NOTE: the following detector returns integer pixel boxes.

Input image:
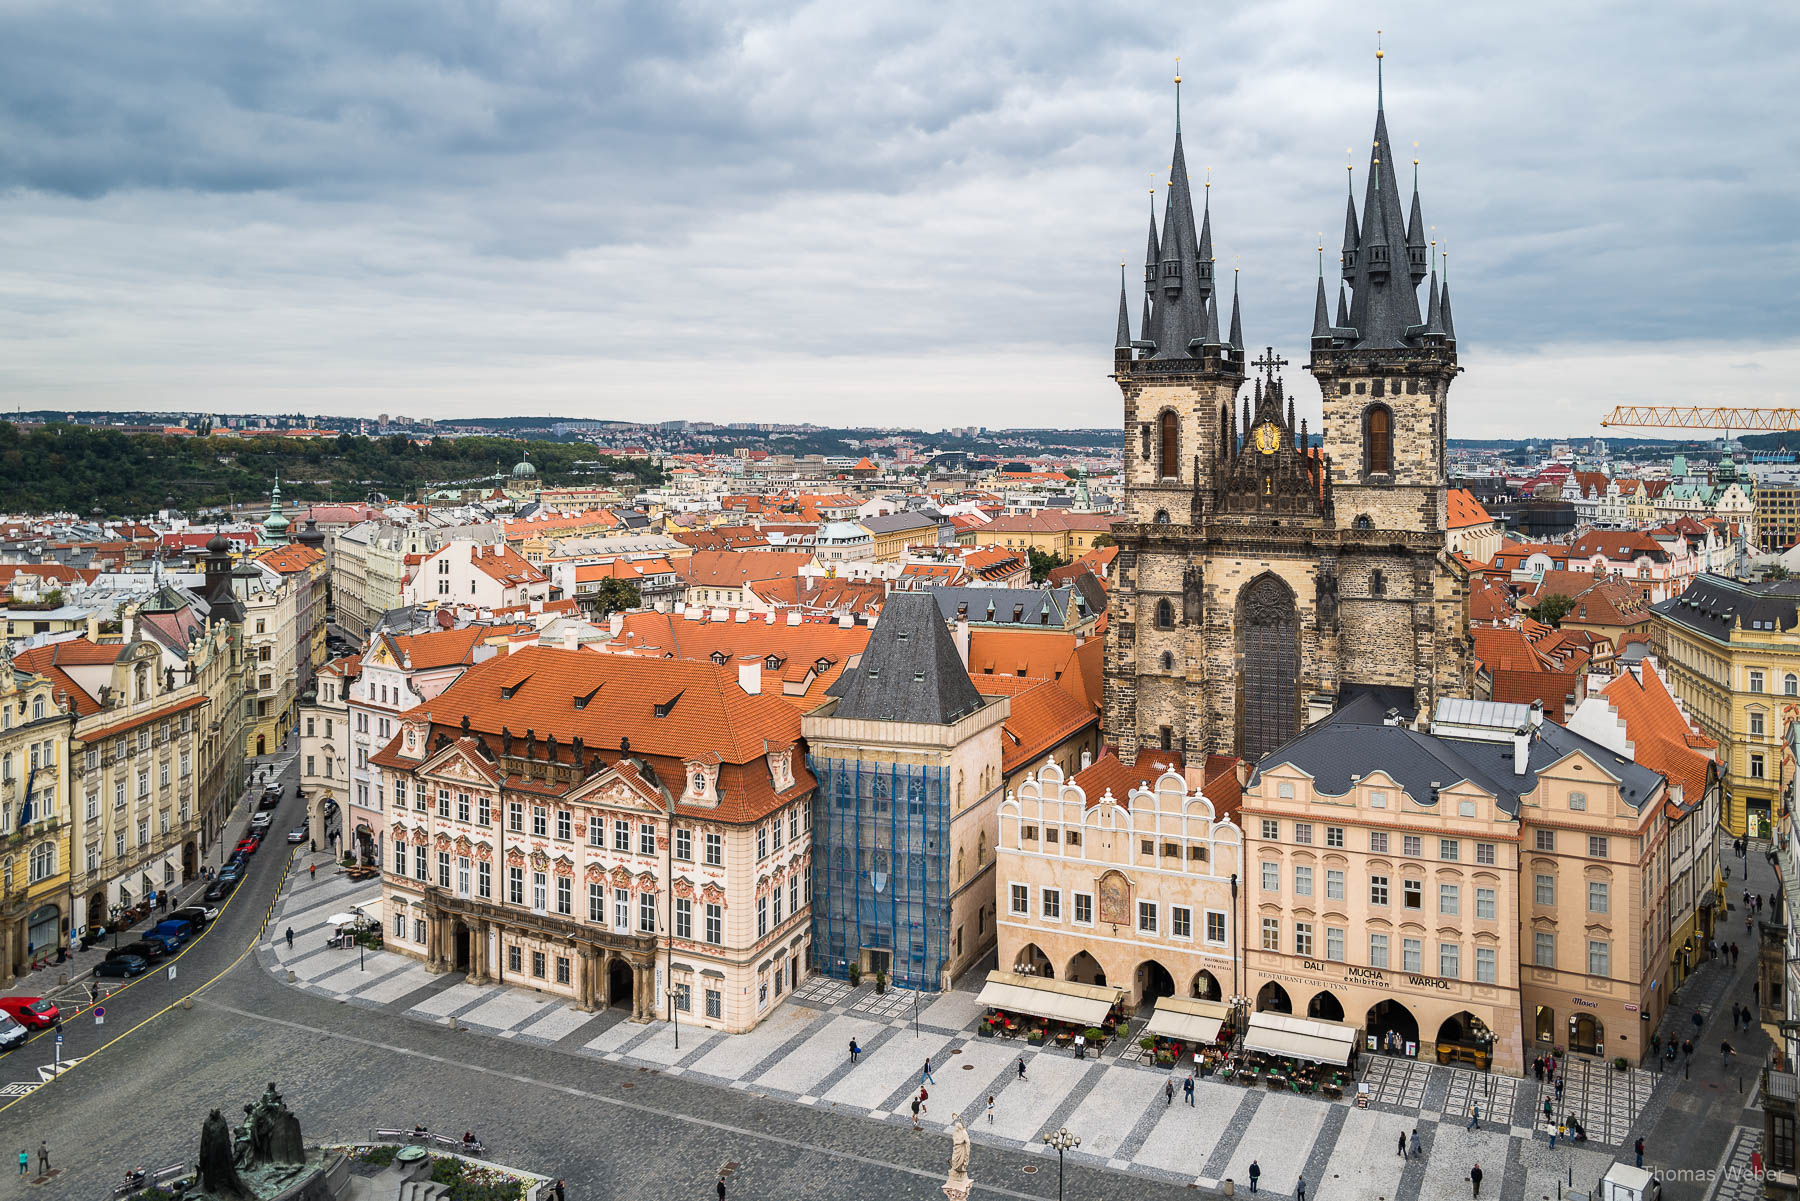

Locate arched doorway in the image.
[1191,969,1222,1000]
[1436,1011,1495,1070]
[1307,990,1345,1022]
[1569,1012,1605,1056]
[608,958,635,1008]
[87,891,106,932]
[1256,980,1292,1013]
[1367,1000,1419,1055]
[1013,943,1053,977]
[1136,960,1175,1007]
[452,921,471,973]
[182,840,198,882]
[256,734,266,757]
[1065,950,1106,987]
[1237,575,1299,760]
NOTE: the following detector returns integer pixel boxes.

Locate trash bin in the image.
[1221,1181,1235,1197]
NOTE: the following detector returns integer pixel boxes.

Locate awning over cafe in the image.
[975,970,1121,1028]
[1145,996,1232,1044]
[1243,1011,1359,1065]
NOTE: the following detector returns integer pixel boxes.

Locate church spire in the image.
[1335,281,1351,328]
[1115,263,1132,350]
[1405,156,1428,283]
[1339,160,1360,282]
[1340,38,1425,348]
[1440,249,1457,343]
[1227,268,1243,351]
[1423,246,1444,338]
[1150,61,1211,358]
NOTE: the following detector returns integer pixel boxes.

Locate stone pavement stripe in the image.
[1294,1102,1348,1197]
[1132,1080,1244,1181]
[515,1004,599,1045]
[1201,1087,1262,1180]
[1062,1064,1165,1161]
[982,1050,1087,1143]
[690,1002,829,1084]
[754,1012,887,1096]
[1311,1107,1414,1201]
[194,997,1057,1201]
[917,1039,1011,1129]
[1216,1092,1329,1197]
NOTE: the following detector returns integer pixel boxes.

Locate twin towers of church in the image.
[1103,57,1471,764]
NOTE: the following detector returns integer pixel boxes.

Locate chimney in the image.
[608,612,624,638]
[738,660,762,696]
[1513,725,1531,775]
[563,627,579,651]
[954,618,970,668]
[1529,698,1545,729]
[1383,707,1400,727]
[1080,748,1092,771]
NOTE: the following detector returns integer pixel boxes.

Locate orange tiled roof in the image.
[253,543,325,573]
[602,611,870,711]
[1073,748,1185,806]
[374,647,810,824]
[975,675,1098,774]
[14,639,125,716]
[1446,488,1493,529]
[463,545,547,586]
[1600,663,1718,808]
[680,549,812,589]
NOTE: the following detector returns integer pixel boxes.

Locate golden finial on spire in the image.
[1205,166,1212,190]
[1376,28,1384,59]
[1174,56,1181,85]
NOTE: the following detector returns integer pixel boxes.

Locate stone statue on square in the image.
[942,1115,973,1200]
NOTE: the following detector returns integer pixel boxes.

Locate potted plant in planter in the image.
[875,969,887,995]
[847,963,863,988]
[1155,1049,1174,1067]
[978,1016,997,1038]
[1140,1036,1156,1053]
[1028,1028,1046,1046]
[1084,1026,1105,1049]
[1612,1056,1629,1071]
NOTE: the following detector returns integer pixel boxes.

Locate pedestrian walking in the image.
[1554,1076,1564,1100]
[1549,1123,1557,1149]
[987,1095,995,1125]
[1732,1003,1743,1030]
[309,863,317,880]
[910,1096,921,1130]
[716,1178,725,1201]
[1164,1078,1174,1106]
[918,1086,928,1115]
[37,1143,48,1174]
[1683,1038,1693,1060]
[1723,1039,1737,1069]
[1397,1131,1408,1158]
[1411,1129,1421,1159]
[1692,1010,1704,1033]
[1467,1102,1480,1131]
[1542,1098,1553,1123]
[1184,1074,1195,1106]
[922,1056,936,1085]
[1017,1055,1027,1080]
[553,1181,564,1201]
[1248,1160,1261,1193]
[1635,1137,1644,1169]
[1470,1162,1483,1198]
[285,927,294,950]
[1295,1173,1306,1201]
[1734,941,1743,964]
[17,1150,26,1177]
[849,1038,860,1064]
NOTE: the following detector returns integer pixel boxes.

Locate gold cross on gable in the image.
[1251,347,1288,374]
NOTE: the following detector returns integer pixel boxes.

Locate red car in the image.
[0,997,58,1029]
[235,835,261,856]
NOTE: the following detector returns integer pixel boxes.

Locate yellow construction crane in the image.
[1600,406,1800,431]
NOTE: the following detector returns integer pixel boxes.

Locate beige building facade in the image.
[996,762,1242,1008]
[0,651,75,982]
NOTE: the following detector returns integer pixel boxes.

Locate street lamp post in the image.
[667,987,680,1051]
[1043,1127,1080,1201]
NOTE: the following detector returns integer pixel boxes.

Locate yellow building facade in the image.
[0,652,75,984]
[1651,575,1800,836]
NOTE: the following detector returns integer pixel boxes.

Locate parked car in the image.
[114,939,168,963]
[173,904,218,929]
[0,1011,27,1050]
[94,954,149,979]
[204,878,236,902]
[218,865,243,886]
[236,835,262,857]
[0,997,59,1029]
[249,813,274,833]
[287,825,308,844]
[152,919,194,945]
[258,786,283,810]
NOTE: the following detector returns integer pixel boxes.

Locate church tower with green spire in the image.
[261,476,291,546]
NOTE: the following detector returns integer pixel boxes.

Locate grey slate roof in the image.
[931,586,1080,627]
[1652,573,1800,641]
[830,590,984,726]
[1251,695,1665,816]
[861,511,939,535]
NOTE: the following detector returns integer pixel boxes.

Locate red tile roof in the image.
[972,675,1098,775]
[602,611,871,711]
[1446,489,1493,529]
[1074,748,1185,805]
[14,640,124,715]
[253,543,325,574]
[679,550,812,589]
[1599,663,1718,810]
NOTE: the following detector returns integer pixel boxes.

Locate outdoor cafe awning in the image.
[976,970,1121,1028]
[1145,996,1232,1045]
[1243,1011,1359,1065]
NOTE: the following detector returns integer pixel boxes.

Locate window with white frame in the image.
[1206,911,1227,944]
[1294,865,1313,897]
[1587,939,1610,976]
[1475,946,1498,983]
[1326,926,1345,962]
[1476,887,1496,920]
[1042,888,1061,920]
[1260,917,1279,951]
[1010,884,1028,914]
[1534,932,1555,968]
[1294,921,1313,957]
[1261,861,1279,891]
[1588,880,1609,913]
[1439,884,1459,915]
[1369,932,1389,968]
[1439,942,1460,979]
[1171,907,1191,938]
[1073,893,1093,924]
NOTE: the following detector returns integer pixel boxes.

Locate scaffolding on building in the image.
[809,757,949,992]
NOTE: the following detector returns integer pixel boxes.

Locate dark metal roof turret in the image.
[1115,264,1132,350]
[1340,48,1426,349]
[1227,270,1243,351]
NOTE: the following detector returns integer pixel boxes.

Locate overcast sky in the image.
[0,1,1794,437]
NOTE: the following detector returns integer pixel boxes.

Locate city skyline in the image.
[0,3,1792,435]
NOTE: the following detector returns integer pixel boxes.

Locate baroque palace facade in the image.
[1103,67,1470,764]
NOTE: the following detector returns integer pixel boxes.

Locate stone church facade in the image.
[1104,69,1471,765]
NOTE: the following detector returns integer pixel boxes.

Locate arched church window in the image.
[1365,406,1393,475]
[1353,514,1373,531]
[1155,599,1175,629]
[1371,569,1385,596]
[1160,651,1174,672]
[1154,510,1171,525]
[1159,410,1179,479]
